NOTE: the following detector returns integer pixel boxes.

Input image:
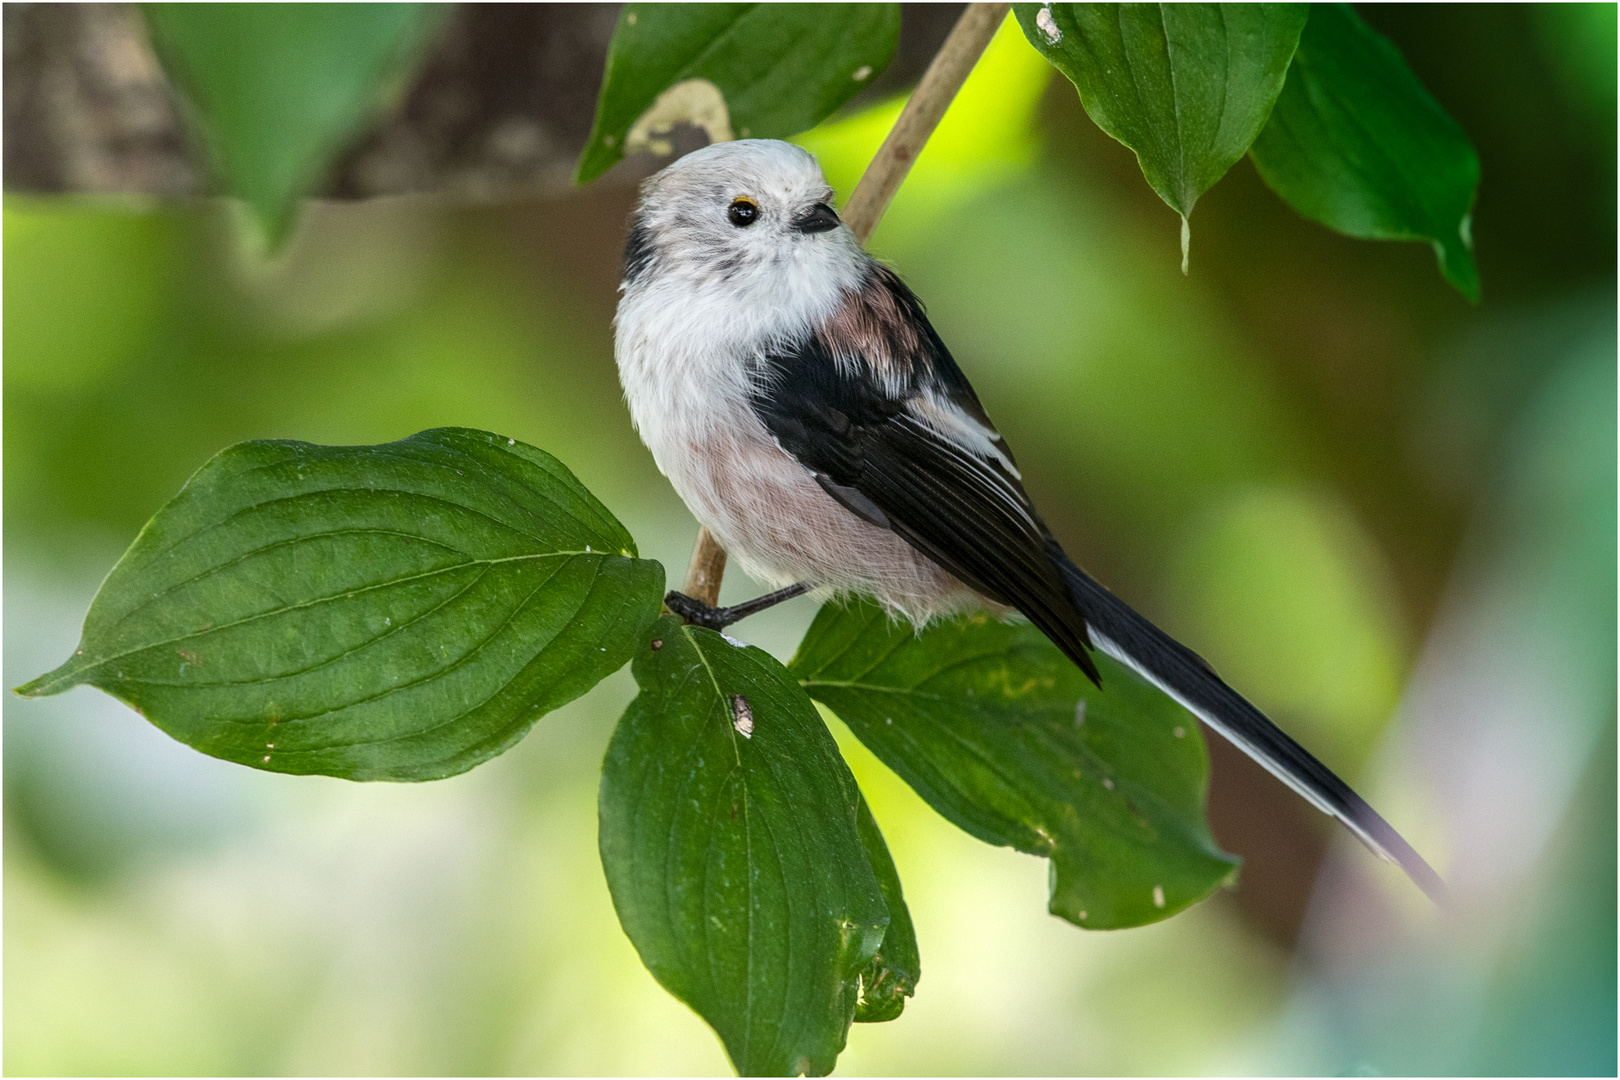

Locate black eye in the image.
[728,197,759,227]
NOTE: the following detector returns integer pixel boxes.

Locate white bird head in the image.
[623,139,866,304]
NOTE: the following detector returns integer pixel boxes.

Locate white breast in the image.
[614,259,976,623]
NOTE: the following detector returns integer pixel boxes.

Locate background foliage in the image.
[5,3,1614,1075]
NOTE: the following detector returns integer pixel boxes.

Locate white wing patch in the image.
[905,392,1039,532]
[908,392,1022,479]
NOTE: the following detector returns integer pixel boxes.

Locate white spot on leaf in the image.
[1153,884,1166,908]
[1036,5,1061,44]
[1173,725,1185,738]
[730,693,754,738]
[852,64,872,81]
[625,78,733,156]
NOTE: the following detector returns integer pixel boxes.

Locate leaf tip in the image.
[13,665,74,699]
[572,150,606,187]
[257,204,303,257]
[226,197,304,263]
[1433,234,1482,304]
[1179,215,1191,276]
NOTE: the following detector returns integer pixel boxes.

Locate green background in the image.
[6,6,1613,1074]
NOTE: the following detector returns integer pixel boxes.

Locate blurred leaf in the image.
[576,3,900,184]
[18,429,663,781]
[852,794,919,1023]
[1015,3,1307,241]
[1248,4,1481,301]
[791,600,1238,929]
[143,3,443,247]
[1533,4,1618,124]
[599,614,889,1076]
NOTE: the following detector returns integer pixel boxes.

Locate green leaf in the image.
[852,795,919,1024]
[576,3,900,184]
[600,615,890,1076]
[143,3,443,247]
[790,600,1239,930]
[1248,4,1481,301]
[1015,2,1308,234]
[18,429,664,782]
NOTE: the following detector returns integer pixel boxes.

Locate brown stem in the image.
[679,2,1010,603]
[682,526,728,607]
[841,2,1012,243]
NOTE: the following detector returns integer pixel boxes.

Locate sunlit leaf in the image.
[1248,4,1481,301]
[576,3,900,184]
[143,3,443,247]
[599,615,890,1075]
[18,429,664,782]
[1015,2,1307,235]
[791,600,1239,929]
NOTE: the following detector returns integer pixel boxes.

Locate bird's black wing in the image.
[751,265,1448,906]
[751,267,1100,683]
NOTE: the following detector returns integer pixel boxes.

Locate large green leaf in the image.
[791,601,1239,929]
[1015,3,1307,238]
[599,615,891,1076]
[576,3,900,184]
[18,429,664,782]
[143,3,443,246]
[1248,4,1481,301]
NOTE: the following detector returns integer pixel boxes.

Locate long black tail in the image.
[1052,547,1449,907]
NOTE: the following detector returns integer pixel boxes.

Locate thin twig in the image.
[680,2,1011,604]
[683,527,728,607]
[842,2,1011,243]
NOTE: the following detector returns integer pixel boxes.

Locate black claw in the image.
[664,591,729,630]
[663,584,811,631]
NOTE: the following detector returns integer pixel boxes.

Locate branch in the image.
[681,2,1011,605]
[683,532,729,609]
[842,2,1012,244]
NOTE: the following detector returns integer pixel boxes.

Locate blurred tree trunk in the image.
[3,2,964,200]
[4,3,197,195]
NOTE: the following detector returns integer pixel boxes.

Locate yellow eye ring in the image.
[728,197,759,227]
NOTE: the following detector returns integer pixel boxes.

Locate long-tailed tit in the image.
[614,139,1445,905]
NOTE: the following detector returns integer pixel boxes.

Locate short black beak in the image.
[792,202,842,234]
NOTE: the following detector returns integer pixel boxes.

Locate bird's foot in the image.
[663,592,729,630]
[664,584,809,631]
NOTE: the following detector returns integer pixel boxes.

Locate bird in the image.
[613,138,1447,906]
